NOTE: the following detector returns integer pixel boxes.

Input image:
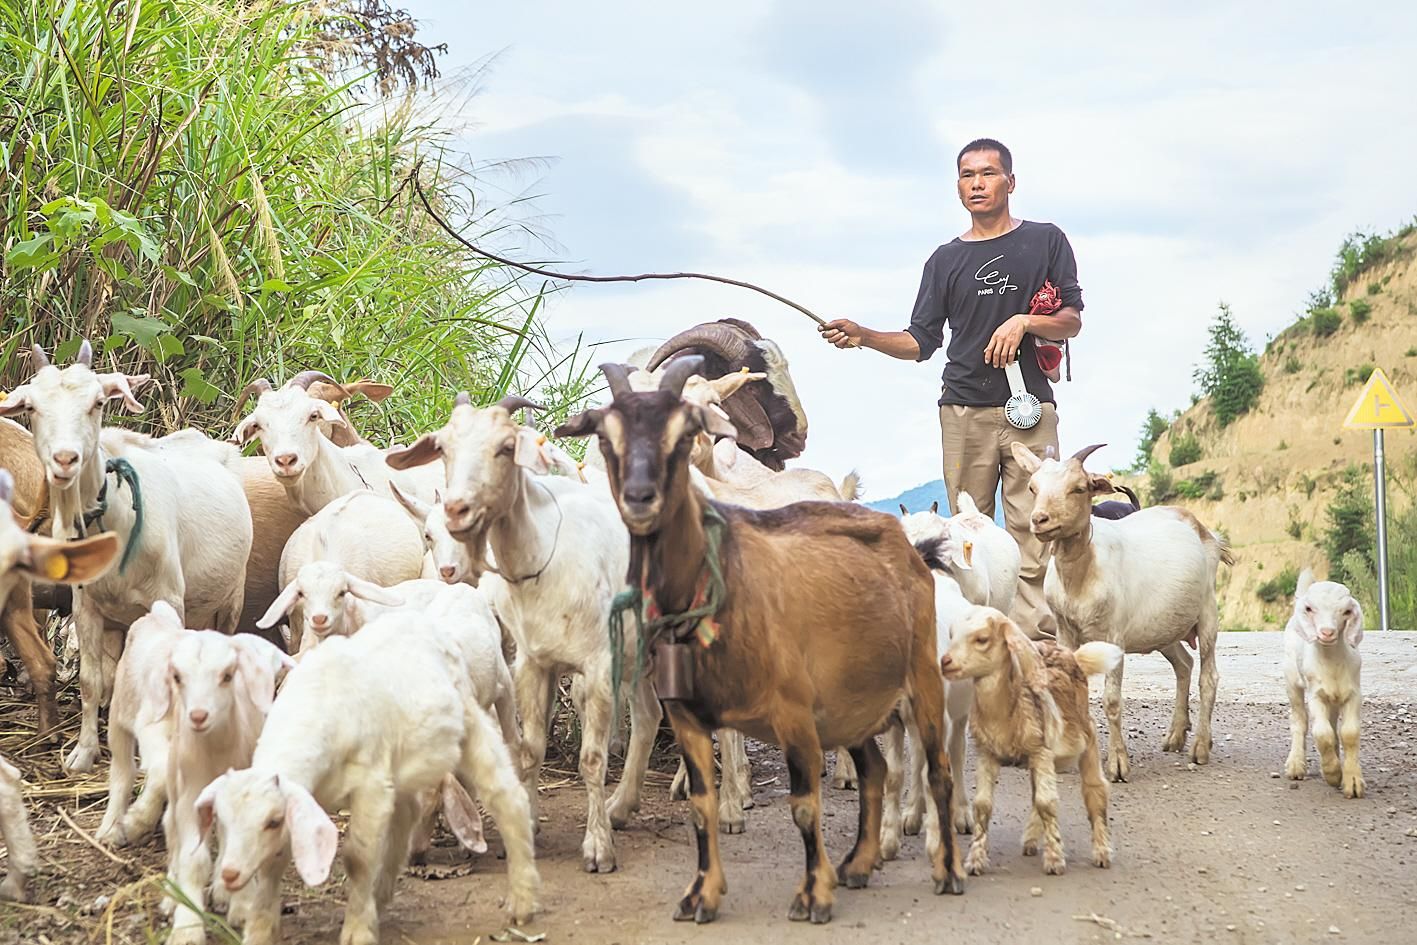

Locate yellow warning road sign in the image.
[1344,367,1415,429]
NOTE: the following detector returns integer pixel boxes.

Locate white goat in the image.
[390,483,480,585]
[230,372,441,516]
[1012,442,1231,782]
[0,469,118,902]
[196,606,539,945]
[1284,570,1365,798]
[259,570,522,855]
[0,342,253,773]
[880,497,1021,856]
[387,394,646,873]
[275,491,424,651]
[98,602,291,943]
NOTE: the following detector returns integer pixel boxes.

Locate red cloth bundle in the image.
[1028,280,1066,382]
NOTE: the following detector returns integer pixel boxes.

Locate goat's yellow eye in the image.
[221,671,234,684]
[264,817,283,830]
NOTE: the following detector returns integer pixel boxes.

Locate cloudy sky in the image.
[412,0,1417,500]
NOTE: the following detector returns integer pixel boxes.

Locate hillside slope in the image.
[1136,233,1417,629]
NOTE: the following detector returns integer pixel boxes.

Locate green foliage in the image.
[1310,307,1343,337]
[1132,407,1170,471]
[1174,469,1217,500]
[1323,466,1373,583]
[1366,281,1382,296]
[1407,347,1417,358]
[1147,461,1176,504]
[1277,439,1288,451]
[1349,299,1372,324]
[1256,566,1300,604]
[1169,432,1202,467]
[1297,472,1318,499]
[0,0,590,438]
[1194,302,1263,426]
[1344,363,1375,387]
[1283,355,1301,374]
[1331,229,1410,298]
[1286,508,1304,539]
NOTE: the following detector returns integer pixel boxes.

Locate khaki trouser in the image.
[938,403,1059,640]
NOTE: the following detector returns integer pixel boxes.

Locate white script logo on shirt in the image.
[975,255,1019,296]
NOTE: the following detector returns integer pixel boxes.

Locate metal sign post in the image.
[1343,367,1414,632]
[1373,429,1390,633]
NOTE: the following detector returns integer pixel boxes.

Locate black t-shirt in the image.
[905,221,1083,407]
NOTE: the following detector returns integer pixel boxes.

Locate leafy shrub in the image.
[1407,347,1417,358]
[1148,461,1176,505]
[1206,476,1225,501]
[1256,566,1300,604]
[1344,363,1375,387]
[1194,303,1263,426]
[1174,470,1218,500]
[1366,281,1382,296]
[1286,510,1304,539]
[1133,408,1170,471]
[1331,230,1408,298]
[1310,308,1343,337]
[1349,299,1372,324]
[1283,355,1302,374]
[1323,466,1373,583]
[1169,433,1202,467]
[1277,439,1289,450]
[1297,473,1318,498]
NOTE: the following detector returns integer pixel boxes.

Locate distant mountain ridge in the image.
[866,478,1005,526]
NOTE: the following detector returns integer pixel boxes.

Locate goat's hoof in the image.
[788,893,832,924]
[582,856,616,874]
[964,848,989,876]
[0,875,31,903]
[934,874,966,896]
[1022,841,1039,857]
[502,890,539,926]
[902,811,922,836]
[1042,853,1067,876]
[1093,848,1112,869]
[741,795,755,811]
[879,836,901,862]
[836,863,871,889]
[953,813,974,835]
[1285,755,1307,780]
[1106,756,1130,783]
[830,774,857,791]
[607,798,638,830]
[64,744,99,774]
[673,893,717,924]
[94,823,124,848]
[1189,741,1211,765]
[720,815,745,835]
[1161,731,1188,752]
[1342,772,1365,798]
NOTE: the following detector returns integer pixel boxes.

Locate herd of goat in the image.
[0,318,1371,944]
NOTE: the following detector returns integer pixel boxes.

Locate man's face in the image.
[956,149,1014,215]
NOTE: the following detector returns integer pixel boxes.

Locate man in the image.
[820,138,1083,639]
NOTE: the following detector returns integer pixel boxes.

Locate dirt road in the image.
[6,633,1416,944]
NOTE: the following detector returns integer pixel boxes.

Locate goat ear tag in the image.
[41,550,69,581]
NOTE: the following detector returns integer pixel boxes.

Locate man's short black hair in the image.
[956,138,1013,175]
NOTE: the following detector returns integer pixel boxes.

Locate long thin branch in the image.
[410,162,827,327]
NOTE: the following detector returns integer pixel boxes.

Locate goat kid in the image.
[197,609,539,945]
[941,606,1120,876]
[1284,570,1365,798]
[555,358,965,924]
[1,342,253,773]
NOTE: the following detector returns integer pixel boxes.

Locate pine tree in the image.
[1194,302,1264,426]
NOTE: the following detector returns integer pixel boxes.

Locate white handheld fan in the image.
[1003,360,1042,429]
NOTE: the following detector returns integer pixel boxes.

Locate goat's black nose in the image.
[623,482,657,505]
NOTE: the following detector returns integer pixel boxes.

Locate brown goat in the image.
[940,606,1120,876]
[556,357,965,924]
[0,419,59,737]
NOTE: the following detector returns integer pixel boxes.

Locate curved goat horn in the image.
[234,378,274,412]
[284,370,339,391]
[599,362,634,400]
[658,355,705,399]
[496,395,543,415]
[75,339,93,368]
[1070,443,1107,466]
[647,323,752,371]
[454,392,472,408]
[30,346,50,371]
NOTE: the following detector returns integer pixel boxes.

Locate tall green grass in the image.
[0,0,589,437]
